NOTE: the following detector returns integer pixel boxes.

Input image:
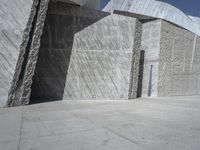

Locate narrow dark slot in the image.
[148,65,153,97]
[137,50,145,98]
[17,0,41,85]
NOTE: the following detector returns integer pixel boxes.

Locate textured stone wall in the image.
[128,20,142,99]
[0,0,33,107]
[64,14,141,100]
[30,3,142,102]
[141,19,161,97]
[158,21,200,96]
[7,0,50,106]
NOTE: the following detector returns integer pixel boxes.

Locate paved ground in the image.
[0,96,200,150]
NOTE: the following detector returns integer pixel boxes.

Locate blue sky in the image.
[100,0,200,17]
[100,0,110,9]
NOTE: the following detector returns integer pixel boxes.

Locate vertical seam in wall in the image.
[190,34,197,72]
[157,19,162,97]
[7,0,50,106]
[7,0,39,106]
[21,0,50,105]
[128,20,142,99]
[171,37,175,74]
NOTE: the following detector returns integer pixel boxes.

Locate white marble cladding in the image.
[0,0,33,107]
[141,19,161,97]
[103,0,200,36]
[64,14,140,100]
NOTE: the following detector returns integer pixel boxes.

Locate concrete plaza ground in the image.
[0,96,200,150]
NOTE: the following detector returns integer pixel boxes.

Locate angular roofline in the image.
[103,0,200,36]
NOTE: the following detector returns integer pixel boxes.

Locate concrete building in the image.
[0,0,200,107]
[104,0,200,97]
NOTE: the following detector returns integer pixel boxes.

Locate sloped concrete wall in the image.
[31,3,142,102]
[158,21,200,96]
[0,0,33,107]
[141,19,161,97]
[64,14,141,100]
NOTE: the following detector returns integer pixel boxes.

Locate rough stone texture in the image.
[7,0,40,106]
[141,19,200,97]
[128,20,142,99]
[30,3,142,102]
[158,21,200,97]
[21,0,50,104]
[7,0,50,106]
[141,19,162,97]
[0,0,33,107]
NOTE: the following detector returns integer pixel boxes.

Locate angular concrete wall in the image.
[64,14,141,100]
[0,0,34,107]
[7,0,50,106]
[30,3,142,102]
[158,21,200,97]
[31,3,109,102]
[141,19,162,97]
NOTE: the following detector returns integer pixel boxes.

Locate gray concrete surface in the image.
[31,3,142,102]
[1,0,200,109]
[158,21,200,97]
[0,0,103,107]
[63,0,100,9]
[141,19,162,97]
[0,0,33,107]
[7,0,50,107]
[140,19,200,98]
[65,14,141,100]
[1,96,200,150]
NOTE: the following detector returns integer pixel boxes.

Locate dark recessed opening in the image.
[148,65,153,97]
[137,50,145,98]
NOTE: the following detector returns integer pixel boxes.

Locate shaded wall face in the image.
[0,0,33,107]
[158,21,200,96]
[30,14,74,102]
[70,0,100,9]
[31,2,141,101]
[31,3,109,103]
[141,20,161,97]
